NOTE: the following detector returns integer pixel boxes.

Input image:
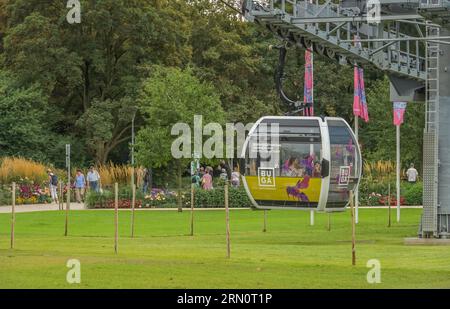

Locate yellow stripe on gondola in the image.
[244,176,322,202]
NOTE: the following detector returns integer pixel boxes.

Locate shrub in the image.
[0,185,12,205]
[85,185,253,209]
[85,189,114,209]
[401,182,422,205]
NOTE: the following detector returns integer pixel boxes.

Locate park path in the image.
[0,203,86,214]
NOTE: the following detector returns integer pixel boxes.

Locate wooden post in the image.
[131,184,136,238]
[350,190,356,266]
[225,183,230,259]
[327,213,331,231]
[177,164,182,213]
[59,181,63,210]
[263,210,267,233]
[114,182,119,254]
[11,182,16,249]
[190,184,194,236]
[388,183,392,228]
[65,182,70,237]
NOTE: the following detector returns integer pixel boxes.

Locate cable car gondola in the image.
[241,116,361,212]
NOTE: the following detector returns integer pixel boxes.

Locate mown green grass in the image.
[0,208,449,288]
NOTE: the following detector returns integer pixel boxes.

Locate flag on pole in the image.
[393,101,407,126]
[358,68,369,122]
[353,66,362,118]
[353,36,369,122]
[304,49,314,116]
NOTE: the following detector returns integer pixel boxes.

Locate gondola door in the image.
[323,117,362,211]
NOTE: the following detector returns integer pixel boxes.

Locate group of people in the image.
[282,156,322,178]
[47,166,101,204]
[191,161,241,190]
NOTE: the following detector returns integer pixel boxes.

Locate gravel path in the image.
[0,203,86,213]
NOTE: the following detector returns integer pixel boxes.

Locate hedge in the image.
[85,186,253,209]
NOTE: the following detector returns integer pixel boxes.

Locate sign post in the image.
[65,144,71,237]
[190,184,195,236]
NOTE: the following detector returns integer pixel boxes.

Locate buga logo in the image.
[258,168,276,187]
[367,0,381,24]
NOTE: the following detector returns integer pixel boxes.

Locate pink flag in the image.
[358,68,369,122]
[393,102,407,126]
[353,35,369,122]
[353,66,361,118]
[304,49,314,116]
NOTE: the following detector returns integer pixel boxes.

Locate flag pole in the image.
[396,124,401,222]
[354,116,359,224]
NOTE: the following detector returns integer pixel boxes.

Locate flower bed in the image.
[85,186,253,209]
[359,180,422,206]
[366,192,406,206]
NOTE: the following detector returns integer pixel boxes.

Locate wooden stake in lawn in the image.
[131,184,136,238]
[59,181,63,210]
[190,184,194,236]
[263,210,267,233]
[64,182,70,237]
[225,183,230,259]
[11,182,16,249]
[114,182,119,254]
[349,190,356,266]
[388,183,392,228]
[327,213,331,231]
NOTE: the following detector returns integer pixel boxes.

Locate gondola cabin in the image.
[241,117,361,212]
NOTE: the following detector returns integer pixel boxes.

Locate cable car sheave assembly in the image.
[241,116,361,212]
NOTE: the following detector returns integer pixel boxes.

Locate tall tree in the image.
[2,0,193,164]
[0,71,48,160]
[136,66,225,209]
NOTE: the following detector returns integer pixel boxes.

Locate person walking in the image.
[47,169,59,204]
[74,169,86,203]
[406,163,419,183]
[219,168,228,181]
[202,168,213,191]
[191,170,201,188]
[231,166,241,188]
[87,166,101,192]
[142,168,152,194]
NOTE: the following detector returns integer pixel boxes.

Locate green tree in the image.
[136,66,225,210]
[360,77,425,170]
[2,0,193,164]
[189,0,279,123]
[0,71,48,160]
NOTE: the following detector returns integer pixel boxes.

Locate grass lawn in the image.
[0,208,449,288]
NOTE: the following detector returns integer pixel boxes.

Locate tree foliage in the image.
[0,0,426,172]
[136,66,225,169]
